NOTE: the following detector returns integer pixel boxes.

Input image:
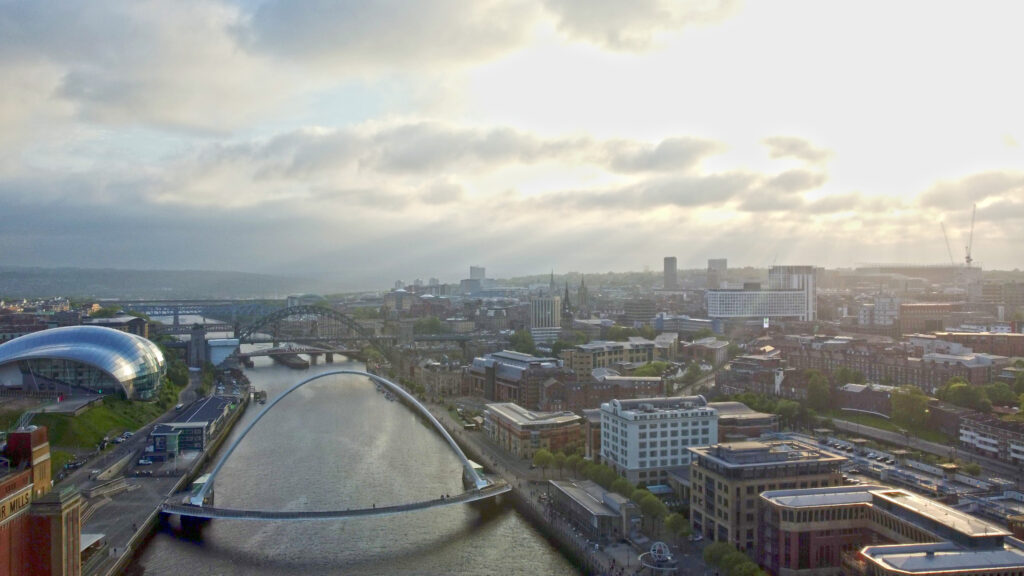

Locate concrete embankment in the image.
[429,407,600,575]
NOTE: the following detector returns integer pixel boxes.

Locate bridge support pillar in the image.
[310,354,318,365]
[325,353,334,363]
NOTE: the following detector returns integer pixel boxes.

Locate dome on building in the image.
[0,325,166,400]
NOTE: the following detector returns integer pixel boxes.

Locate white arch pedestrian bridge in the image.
[162,369,508,521]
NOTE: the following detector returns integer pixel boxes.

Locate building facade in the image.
[759,484,1024,576]
[959,412,1024,465]
[1,426,81,576]
[464,350,566,410]
[689,440,845,555]
[707,265,817,323]
[0,326,166,400]
[539,371,663,413]
[600,396,718,485]
[560,339,656,373]
[483,402,583,459]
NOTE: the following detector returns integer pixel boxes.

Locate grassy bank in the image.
[829,410,950,444]
[33,379,184,452]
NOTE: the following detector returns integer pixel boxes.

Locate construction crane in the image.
[940,222,956,266]
[964,203,976,268]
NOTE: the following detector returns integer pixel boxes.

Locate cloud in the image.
[805,192,900,215]
[918,171,1024,210]
[604,137,725,173]
[0,0,305,133]
[542,0,741,50]
[763,136,833,165]
[238,0,536,68]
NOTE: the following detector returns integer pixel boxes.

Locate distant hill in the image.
[0,266,327,300]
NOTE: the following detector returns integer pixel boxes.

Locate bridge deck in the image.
[162,482,509,521]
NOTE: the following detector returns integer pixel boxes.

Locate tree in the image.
[551,340,573,357]
[891,386,929,428]
[532,449,554,477]
[719,550,749,575]
[611,477,634,497]
[631,488,655,504]
[806,371,832,412]
[775,399,801,428]
[553,452,567,478]
[606,325,639,341]
[703,542,735,566]
[832,366,865,385]
[985,382,1017,406]
[509,330,536,355]
[1014,372,1024,395]
[639,494,668,531]
[413,316,446,334]
[665,513,690,542]
[566,454,583,476]
[691,328,715,340]
[633,361,670,377]
[941,381,991,412]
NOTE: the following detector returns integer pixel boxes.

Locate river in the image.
[130,354,581,575]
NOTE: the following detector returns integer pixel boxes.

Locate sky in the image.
[1,0,1022,289]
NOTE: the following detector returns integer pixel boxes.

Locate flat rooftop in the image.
[691,440,845,467]
[863,541,1024,574]
[171,395,232,425]
[763,485,1011,539]
[549,479,623,518]
[485,403,581,427]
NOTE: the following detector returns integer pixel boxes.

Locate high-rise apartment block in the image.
[664,257,678,290]
[708,258,728,289]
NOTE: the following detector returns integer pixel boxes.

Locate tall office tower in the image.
[470,266,486,280]
[769,265,816,321]
[664,257,678,290]
[707,258,727,289]
[529,296,562,344]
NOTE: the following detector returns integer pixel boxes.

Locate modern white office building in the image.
[707,265,817,322]
[599,396,718,484]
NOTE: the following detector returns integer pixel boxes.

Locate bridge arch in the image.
[194,369,487,506]
[237,305,378,343]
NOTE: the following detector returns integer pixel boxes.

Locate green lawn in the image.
[829,410,950,444]
[32,379,184,451]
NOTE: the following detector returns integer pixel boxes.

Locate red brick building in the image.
[1,426,81,575]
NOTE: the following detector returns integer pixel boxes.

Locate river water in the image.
[131,354,580,575]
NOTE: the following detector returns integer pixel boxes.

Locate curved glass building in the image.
[0,325,166,400]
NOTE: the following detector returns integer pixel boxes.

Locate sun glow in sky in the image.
[1,0,1021,287]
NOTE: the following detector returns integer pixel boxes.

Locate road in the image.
[57,371,201,491]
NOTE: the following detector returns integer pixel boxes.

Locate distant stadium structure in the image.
[0,325,166,400]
